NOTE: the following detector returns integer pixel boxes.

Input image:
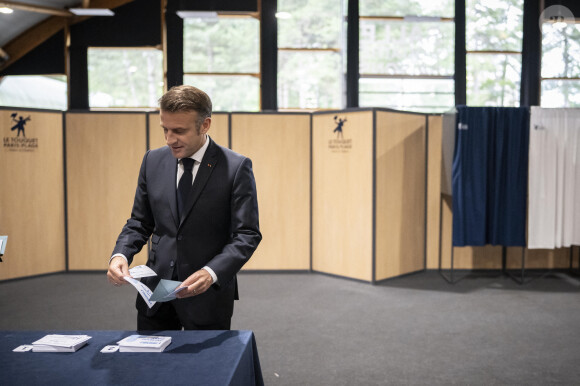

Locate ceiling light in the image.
[0,7,13,14]
[69,8,114,16]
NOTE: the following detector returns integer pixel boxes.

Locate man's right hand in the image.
[107,256,130,286]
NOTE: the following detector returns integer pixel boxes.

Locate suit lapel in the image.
[179,138,220,227]
[161,151,180,227]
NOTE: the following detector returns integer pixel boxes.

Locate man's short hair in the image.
[159,85,212,126]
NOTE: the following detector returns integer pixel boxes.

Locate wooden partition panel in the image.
[507,248,571,269]
[312,111,373,281]
[66,113,148,270]
[375,111,426,280]
[231,113,310,270]
[148,112,164,150]
[0,110,65,280]
[148,112,230,150]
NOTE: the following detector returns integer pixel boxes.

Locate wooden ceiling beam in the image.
[0,0,135,72]
[0,1,73,17]
[0,16,67,71]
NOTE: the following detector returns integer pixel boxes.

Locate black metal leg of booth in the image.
[439,244,456,284]
[569,246,580,276]
[506,247,556,284]
[437,195,451,282]
[438,195,468,284]
[506,247,529,285]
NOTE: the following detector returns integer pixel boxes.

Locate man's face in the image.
[160,110,211,159]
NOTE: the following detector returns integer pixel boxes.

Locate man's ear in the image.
[200,117,211,135]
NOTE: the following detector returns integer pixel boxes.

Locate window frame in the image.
[87,46,163,110]
[182,13,262,111]
[358,13,456,113]
[540,20,580,107]
[276,0,346,110]
[464,0,524,107]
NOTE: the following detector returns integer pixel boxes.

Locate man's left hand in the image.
[176,269,213,298]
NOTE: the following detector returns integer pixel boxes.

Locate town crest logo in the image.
[328,115,352,153]
[3,112,39,152]
[11,113,30,137]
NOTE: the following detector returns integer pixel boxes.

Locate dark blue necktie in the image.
[177,158,194,220]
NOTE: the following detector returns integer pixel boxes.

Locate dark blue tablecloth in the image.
[0,330,263,386]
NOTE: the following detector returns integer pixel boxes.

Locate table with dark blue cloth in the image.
[0,330,263,386]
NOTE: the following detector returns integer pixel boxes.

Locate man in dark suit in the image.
[107,85,261,331]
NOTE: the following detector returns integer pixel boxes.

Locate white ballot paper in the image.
[128,265,157,279]
[117,335,172,352]
[124,276,156,308]
[31,334,92,352]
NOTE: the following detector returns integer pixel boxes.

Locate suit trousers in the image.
[137,301,231,331]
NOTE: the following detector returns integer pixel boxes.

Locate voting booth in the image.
[65,112,148,270]
[436,108,578,274]
[231,113,311,271]
[0,109,66,281]
[312,109,428,282]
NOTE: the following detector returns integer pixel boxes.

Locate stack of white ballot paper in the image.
[124,265,187,308]
[117,335,172,352]
[31,334,92,352]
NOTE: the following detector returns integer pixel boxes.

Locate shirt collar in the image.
[182,134,210,164]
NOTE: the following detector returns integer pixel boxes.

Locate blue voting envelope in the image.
[149,279,186,302]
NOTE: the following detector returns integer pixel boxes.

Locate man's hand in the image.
[107,256,130,286]
[176,269,213,298]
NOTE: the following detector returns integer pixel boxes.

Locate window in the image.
[359,0,455,113]
[277,0,344,110]
[0,75,67,110]
[466,0,523,106]
[183,15,260,111]
[88,48,163,109]
[541,22,580,107]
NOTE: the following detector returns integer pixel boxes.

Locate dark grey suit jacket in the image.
[112,138,261,325]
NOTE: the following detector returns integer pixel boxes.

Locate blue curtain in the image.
[452,106,529,247]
